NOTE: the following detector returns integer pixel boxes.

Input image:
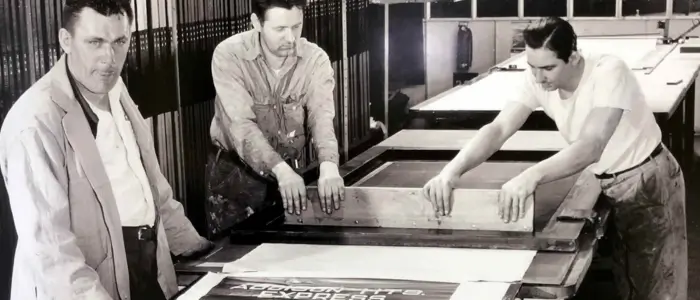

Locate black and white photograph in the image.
[1,0,699,299]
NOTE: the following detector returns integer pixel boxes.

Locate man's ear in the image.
[251,13,262,32]
[58,28,73,54]
[566,51,579,65]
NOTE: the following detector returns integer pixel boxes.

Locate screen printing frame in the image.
[176,227,606,300]
[228,144,608,253]
[176,130,612,299]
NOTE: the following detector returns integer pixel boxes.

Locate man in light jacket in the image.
[0,0,212,299]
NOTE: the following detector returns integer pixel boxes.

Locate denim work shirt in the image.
[210,30,339,176]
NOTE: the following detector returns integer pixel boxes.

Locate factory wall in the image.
[424,19,700,132]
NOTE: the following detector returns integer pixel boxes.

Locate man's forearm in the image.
[307,98,339,166]
[527,139,601,185]
[313,127,339,166]
[442,124,508,177]
[306,52,340,167]
[151,169,207,255]
[215,101,285,176]
[233,125,285,175]
[306,99,338,165]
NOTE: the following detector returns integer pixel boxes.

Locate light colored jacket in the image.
[0,55,205,300]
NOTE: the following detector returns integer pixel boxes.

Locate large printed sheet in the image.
[177,244,536,299]
[220,243,536,283]
[178,272,520,300]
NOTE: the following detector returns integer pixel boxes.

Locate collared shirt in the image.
[210,29,339,176]
[86,85,156,227]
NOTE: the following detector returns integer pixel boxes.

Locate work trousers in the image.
[598,144,687,300]
[122,222,166,300]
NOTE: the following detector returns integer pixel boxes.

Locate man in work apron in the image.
[205,62,308,237]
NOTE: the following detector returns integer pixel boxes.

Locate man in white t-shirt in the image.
[423,17,686,300]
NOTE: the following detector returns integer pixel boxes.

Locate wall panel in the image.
[174,0,251,235]
[0,0,66,297]
[425,20,496,98]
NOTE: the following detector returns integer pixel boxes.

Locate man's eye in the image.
[89,40,100,45]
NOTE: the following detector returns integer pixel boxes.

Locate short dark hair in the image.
[252,0,307,22]
[522,17,577,63]
[62,0,134,32]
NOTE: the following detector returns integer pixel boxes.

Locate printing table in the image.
[174,130,610,300]
[410,36,699,173]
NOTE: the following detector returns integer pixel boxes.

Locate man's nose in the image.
[534,69,546,83]
[283,29,295,43]
[100,44,116,64]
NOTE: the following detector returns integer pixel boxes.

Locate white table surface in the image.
[417,37,700,115]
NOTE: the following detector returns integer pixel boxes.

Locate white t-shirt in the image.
[513,52,661,175]
[87,84,156,227]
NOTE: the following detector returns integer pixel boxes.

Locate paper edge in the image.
[175,272,226,300]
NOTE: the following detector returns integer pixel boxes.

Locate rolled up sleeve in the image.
[1,128,111,300]
[306,53,340,166]
[211,44,284,175]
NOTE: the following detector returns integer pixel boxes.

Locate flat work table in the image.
[174,129,610,300]
[378,129,568,152]
[410,36,699,173]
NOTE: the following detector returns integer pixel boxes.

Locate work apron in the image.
[205,60,308,237]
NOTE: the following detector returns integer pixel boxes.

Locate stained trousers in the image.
[598,144,687,300]
[204,145,280,237]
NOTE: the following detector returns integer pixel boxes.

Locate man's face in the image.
[525,46,575,92]
[59,7,131,94]
[254,6,304,58]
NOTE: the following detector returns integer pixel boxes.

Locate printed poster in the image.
[177,273,520,300]
[201,276,460,299]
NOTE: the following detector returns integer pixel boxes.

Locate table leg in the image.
[684,82,696,174]
[407,116,429,129]
[671,106,685,170]
[656,114,671,150]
